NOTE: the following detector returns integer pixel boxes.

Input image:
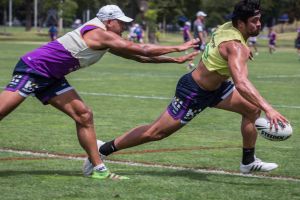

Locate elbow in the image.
[140,45,159,57]
[235,81,248,93]
[141,47,153,57]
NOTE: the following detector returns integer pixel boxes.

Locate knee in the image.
[143,124,169,141]
[0,108,6,121]
[243,106,261,122]
[74,106,94,127]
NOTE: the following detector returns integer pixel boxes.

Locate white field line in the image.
[0,41,46,45]
[79,91,300,109]
[1,148,299,182]
[76,72,179,79]
[69,73,300,80]
[79,92,170,100]
[256,75,300,79]
[0,86,298,109]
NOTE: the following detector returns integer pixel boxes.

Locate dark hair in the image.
[232,0,261,26]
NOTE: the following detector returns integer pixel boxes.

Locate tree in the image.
[202,0,238,28]
[144,8,157,43]
[24,0,33,31]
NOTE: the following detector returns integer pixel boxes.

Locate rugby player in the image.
[0,5,199,180]
[83,0,289,176]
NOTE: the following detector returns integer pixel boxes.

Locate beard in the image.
[249,29,260,37]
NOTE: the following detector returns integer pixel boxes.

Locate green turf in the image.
[0,152,299,200]
[0,33,299,199]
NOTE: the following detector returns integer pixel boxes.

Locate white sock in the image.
[93,164,107,172]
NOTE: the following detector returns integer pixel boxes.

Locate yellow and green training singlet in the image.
[202,22,247,76]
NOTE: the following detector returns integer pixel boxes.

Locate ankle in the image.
[94,163,107,172]
[99,140,118,156]
[242,147,255,165]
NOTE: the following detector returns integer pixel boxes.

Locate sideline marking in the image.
[79,91,169,100]
[0,87,299,109]
[1,148,299,182]
[73,71,300,79]
[256,74,300,78]
[79,91,300,109]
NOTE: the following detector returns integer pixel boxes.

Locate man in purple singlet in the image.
[268,27,277,54]
[0,5,199,180]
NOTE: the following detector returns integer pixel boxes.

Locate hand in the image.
[175,51,199,64]
[200,43,206,51]
[178,38,200,51]
[249,51,254,60]
[265,109,289,130]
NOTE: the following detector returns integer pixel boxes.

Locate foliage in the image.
[202,0,238,27]
[0,0,299,30]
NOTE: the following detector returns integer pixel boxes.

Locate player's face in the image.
[106,20,126,36]
[246,14,261,37]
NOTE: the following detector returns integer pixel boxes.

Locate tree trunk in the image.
[25,0,33,31]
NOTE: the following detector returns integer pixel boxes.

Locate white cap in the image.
[97,5,133,23]
[196,11,207,17]
[185,21,191,26]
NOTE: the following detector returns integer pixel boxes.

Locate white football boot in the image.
[82,140,106,176]
[240,157,278,174]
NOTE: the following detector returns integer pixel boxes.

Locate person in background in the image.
[268,27,277,54]
[48,25,58,41]
[248,36,258,56]
[183,21,192,44]
[193,11,207,52]
[295,28,300,60]
[134,23,144,43]
[188,11,207,70]
[128,23,137,42]
[182,21,193,57]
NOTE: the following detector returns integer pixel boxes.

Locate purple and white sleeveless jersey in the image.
[21,18,108,79]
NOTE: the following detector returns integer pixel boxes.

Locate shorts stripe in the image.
[221,85,235,100]
[16,75,29,91]
[18,91,28,97]
[55,86,73,95]
[177,93,197,120]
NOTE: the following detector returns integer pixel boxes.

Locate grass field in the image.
[0,31,299,200]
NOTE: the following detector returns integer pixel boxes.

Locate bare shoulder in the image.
[219,40,249,60]
[83,28,122,50]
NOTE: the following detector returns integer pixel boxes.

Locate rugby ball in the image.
[255,117,292,141]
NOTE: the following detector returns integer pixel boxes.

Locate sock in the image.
[93,163,107,172]
[242,147,255,165]
[99,140,118,156]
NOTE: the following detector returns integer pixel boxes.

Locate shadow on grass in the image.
[122,169,275,186]
[0,170,82,177]
[0,169,275,187]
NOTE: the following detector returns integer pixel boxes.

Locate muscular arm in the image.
[109,49,198,64]
[84,28,198,57]
[222,41,272,112]
[220,41,287,126]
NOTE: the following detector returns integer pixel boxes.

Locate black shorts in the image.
[5,59,73,105]
[167,72,235,124]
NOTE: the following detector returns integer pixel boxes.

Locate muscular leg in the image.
[215,89,280,172]
[214,89,261,148]
[48,89,101,167]
[114,110,185,150]
[0,91,26,120]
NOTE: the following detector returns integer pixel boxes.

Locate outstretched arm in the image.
[221,41,288,127]
[83,28,199,57]
[109,49,199,64]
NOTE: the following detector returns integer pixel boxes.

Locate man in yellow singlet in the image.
[83,0,289,175]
